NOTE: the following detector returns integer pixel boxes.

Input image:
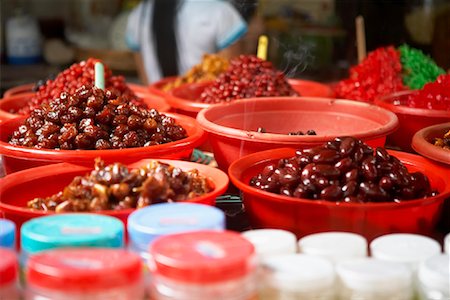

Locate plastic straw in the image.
[95,62,105,90]
[257,35,268,61]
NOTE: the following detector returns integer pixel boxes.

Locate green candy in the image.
[399,44,445,90]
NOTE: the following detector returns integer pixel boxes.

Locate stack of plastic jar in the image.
[0,248,20,300]
[260,254,335,300]
[336,258,413,299]
[25,248,144,300]
[0,219,16,249]
[20,214,124,265]
[148,230,257,300]
[127,203,226,262]
[417,254,449,300]
[241,229,297,259]
[298,232,368,264]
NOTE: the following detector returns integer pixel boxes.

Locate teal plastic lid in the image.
[21,214,124,254]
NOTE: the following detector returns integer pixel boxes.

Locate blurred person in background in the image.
[126,0,248,84]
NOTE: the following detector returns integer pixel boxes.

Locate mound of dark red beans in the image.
[9,85,187,150]
[250,137,437,203]
[199,55,298,103]
[27,159,213,212]
[19,58,144,114]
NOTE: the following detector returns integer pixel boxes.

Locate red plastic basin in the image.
[287,79,334,98]
[197,97,399,171]
[375,91,450,152]
[0,113,205,174]
[229,148,450,241]
[0,159,229,236]
[412,122,450,166]
[3,83,35,97]
[0,84,170,123]
[148,76,178,98]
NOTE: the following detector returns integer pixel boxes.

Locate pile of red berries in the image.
[199,55,297,104]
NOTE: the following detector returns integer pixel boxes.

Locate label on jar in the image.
[60,226,102,235]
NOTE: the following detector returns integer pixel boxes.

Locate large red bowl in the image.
[3,83,35,97]
[412,122,450,166]
[229,148,450,241]
[165,79,333,118]
[0,159,229,234]
[148,76,178,98]
[375,91,450,152]
[0,84,170,123]
[196,97,399,171]
[0,113,205,174]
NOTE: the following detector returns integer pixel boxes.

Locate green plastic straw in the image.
[94,62,105,90]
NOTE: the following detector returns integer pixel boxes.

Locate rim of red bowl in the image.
[0,159,229,216]
[3,83,35,98]
[287,78,334,97]
[375,90,450,118]
[412,122,450,165]
[0,113,204,160]
[228,147,450,209]
[167,81,212,112]
[197,97,399,144]
[0,92,36,121]
[148,76,178,95]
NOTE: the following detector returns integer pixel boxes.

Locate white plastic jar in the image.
[370,234,441,272]
[444,233,450,255]
[148,230,257,300]
[241,229,297,259]
[0,248,20,300]
[25,248,144,300]
[417,254,449,300]
[336,258,413,300]
[259,254,335,300]
[298,231,368,263]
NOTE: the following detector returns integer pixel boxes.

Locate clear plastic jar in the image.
[148,230,257,300]
[20,213,124,264]
[298,231,368,264]
[0,218,16,249]
[127,203,225,262]
[241,229,297,259]
[0,248,20,300]
[336,258,413,300]
[417,254,449,300]
[370,234,441,272]
[25,248,144,300]
[259,254,335,300]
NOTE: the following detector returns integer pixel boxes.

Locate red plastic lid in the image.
[149,230,255,284]
[0,248,18,286]
[27,248,142,292]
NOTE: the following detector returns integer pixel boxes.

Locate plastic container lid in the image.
[0,248,18,286]
[445,233,450,255]
[418,254,449,294]
[262,254,335,292]
[149,230,255,284]
[241,229,297,258]
[27,248,142,292]
[336,258,412,292]
[370,234,441,269]
[128,203,225,254]
[21,214,124,254]
[0,219,16,249]
[298,232,368,263]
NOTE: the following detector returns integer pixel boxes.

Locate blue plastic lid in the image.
[21,214,124,254]
[0,219,16,249]
[127,203,225,253]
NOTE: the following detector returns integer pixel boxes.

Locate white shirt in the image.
[126,0,247,83]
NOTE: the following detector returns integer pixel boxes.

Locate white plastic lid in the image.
[370,234,441,269]
[418,254,450,294]
[298,231,367,263]
[241,229,297,258]
[262,254,335,292]
[445,233,450,255]
[336,258,412,292]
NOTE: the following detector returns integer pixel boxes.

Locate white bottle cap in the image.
[370,234,441,270]
[241,229,297,258]
[263,254,335,292]
[336,258,412,293]
[418,254,450,295]
[298,231,368,263]
[445,233,450,255]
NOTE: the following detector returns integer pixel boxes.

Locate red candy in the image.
[403,74,450,110]
[19,58,144,114]
[334,47,405,102]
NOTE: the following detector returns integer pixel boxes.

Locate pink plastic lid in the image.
[0,248,18,286]
[27,248,142,292]
[149,230,255,284]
